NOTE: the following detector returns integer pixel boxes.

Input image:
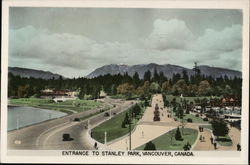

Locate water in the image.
[8,106,67,131]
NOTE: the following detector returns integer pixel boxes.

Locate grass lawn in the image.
[165,95,221,104]
[136,128,198,150]
[203,124,213,130]
[216,135,233,146]
[173,113,208,124]
[91,107,142,143]
[9,98,102,114]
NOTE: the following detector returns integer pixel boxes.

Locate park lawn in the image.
[136,128,198,150]
[216,135,233,146]
[173,113,208,124]
[165,95,221,104]
[203,124,213,130]
[91,108,139,143]
[9,98,102,113]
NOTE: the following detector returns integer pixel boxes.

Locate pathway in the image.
[108,94,179,150]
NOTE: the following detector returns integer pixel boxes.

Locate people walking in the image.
[210,136,213,144]
[200,135,203,141]
[237,143,241,151]
[213,142,217,150]
[94,142,98,149]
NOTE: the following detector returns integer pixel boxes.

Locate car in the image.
[62,133,73,141]
[73,118,80,122]
[104,112,110,117]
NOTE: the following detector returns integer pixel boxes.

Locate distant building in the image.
[40,89,76,102]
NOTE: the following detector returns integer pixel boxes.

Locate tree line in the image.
[8,68,242,99]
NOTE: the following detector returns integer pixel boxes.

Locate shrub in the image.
[175,127,183,141]
[195,114,199,117]
[187,118,193,123]
[203,118,209,121]
[144,141,156,150]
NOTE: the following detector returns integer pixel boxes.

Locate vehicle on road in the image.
[62,133,73,141]
[73,118,81,122]
[104,112,110,117]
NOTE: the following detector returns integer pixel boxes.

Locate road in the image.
[8,97,134,150]
[108,94,177,150]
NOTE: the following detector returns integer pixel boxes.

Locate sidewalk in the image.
[108,94,177,150]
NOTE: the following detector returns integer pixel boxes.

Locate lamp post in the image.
[180,94,184,135]
[129,122,131,150]
[16,113,19,130]
[128,110,133,150]
[104,131,107,144]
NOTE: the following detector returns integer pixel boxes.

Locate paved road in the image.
[8,97,133,150]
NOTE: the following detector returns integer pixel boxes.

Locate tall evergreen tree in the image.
[143,70,151,82]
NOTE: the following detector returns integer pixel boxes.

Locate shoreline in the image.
[7,105,69,132]
[7,104,73,115]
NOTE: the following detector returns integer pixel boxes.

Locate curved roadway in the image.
[8,97,134,150]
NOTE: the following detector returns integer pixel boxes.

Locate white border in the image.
[1,0,249,164]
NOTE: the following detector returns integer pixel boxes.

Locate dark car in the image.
[62,133,73,141]
[104,112,110,117]
[73,118,80,122]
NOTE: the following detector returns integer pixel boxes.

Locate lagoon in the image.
[8,106,67,131]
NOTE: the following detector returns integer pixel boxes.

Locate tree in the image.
[182,69,189,84]
[121,120,126,128]
[211,119,229,137]
[183,142,191,151]
[223,85,232,97]
[159,71,166,85]
[122,112,131,127]
[153,69,159,83]
[161,81,172,94]
[173,79,188,96]
[132,72,140,88]
[143,70,151,82]
[171,98,177,112]
[17,85,31,98]
[172,73,181,84]
[193,62,201,76]
[149,82,160,93]
[198,80,210,96]
[142,81,150,96]
[176,104,184,119]
[175,127,183,141]
[132,103,142,118]
[117,83,135,98]
[136,86,144,96]
[144,141,156,150]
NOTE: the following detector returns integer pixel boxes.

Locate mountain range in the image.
[8,63,242,80]
[8,67,64,80]
[86,63,242,79]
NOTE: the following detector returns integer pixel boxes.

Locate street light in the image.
[128,109,133,150]
[180,94,184,135]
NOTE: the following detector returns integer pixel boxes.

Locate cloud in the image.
[9,19,242,78]
[145,19,195,50]
[9,25,137,76]
[188,24,242,52]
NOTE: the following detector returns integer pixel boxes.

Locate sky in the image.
[9,7,243,78]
